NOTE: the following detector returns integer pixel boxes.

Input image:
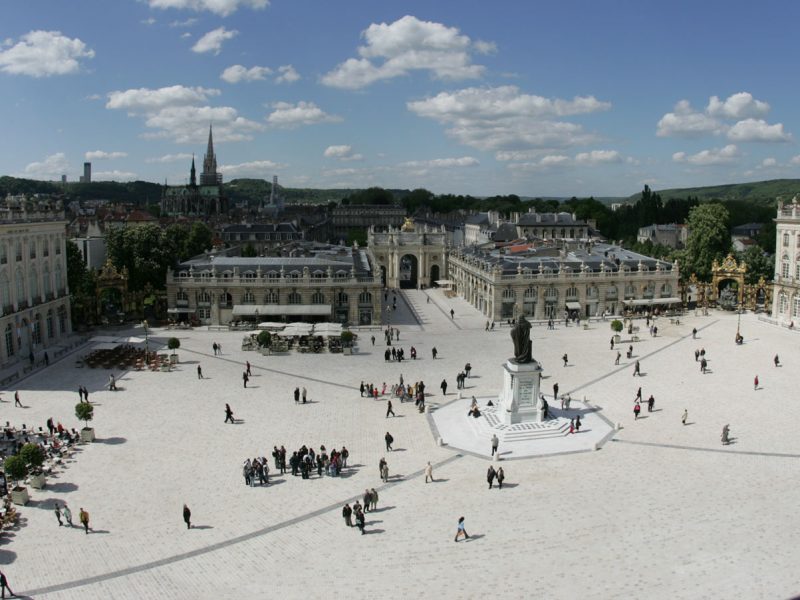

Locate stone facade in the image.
[448,243,680,321]
[0,202,72,369]
[368,222,449,289]
[772,197,800,325]
[165,244,383,326]
[331,204,406,240]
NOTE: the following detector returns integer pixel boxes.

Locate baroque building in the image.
[165,243,383,326]
[161,125,227,217]
[0,196,72,371]
[772,196,800,324]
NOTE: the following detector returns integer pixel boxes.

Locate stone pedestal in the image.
[499,359,543,424]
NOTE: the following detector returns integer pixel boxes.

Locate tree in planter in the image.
[3,455,28,490]
[256,330,272,348]
[340,330,354,348]
[610,319,624,334]
[168,337,181,352]
[75,401,94,430]
[20,443,45,476]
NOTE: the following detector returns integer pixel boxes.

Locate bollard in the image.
[437,436,444,446]
[616,422,622,430]
[493,452,500,462]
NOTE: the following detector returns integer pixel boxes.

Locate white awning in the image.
[232,304,331,316]
[565,301,581,310]
[167,307,194,314]
[624,297,682,306]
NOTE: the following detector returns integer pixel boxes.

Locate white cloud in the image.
[266,101,342,128]
[0,30,94,77]
[656,100,723,138]
[94,170,137,181]
[21,152,69,179]
[85,150,127,161]
[220,160,283,178]
[146,153,193,163]
[276,64,300,84]
[323,145,363,161]
[106,85,262,143]
[791,155,800,166]
[400,157,479,168]
[192,27,238,55]
[142,17,157,25]
[473,40,497,55]
[169,18,198,27]
[221,64,271,83]
[181,32,192,39]
[507,149,622,171]
[672,144,739,166]
[706,92,769,119]
[761,157,777,168]
[574,150,622,165]
[407,85,609,153]
[106,85,220,112]
[727,118,792,143]
[321,15,492,89]
[148,0,268,17]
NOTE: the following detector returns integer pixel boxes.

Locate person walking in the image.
[424,461,434,483]
[183,504,191,529]
[63,503,73,527]
[562,353,568,367]
[54,502,63,526]
[491,433,499,457]
[302,387,307,404]
[633,360,641,376]
[386,400,395,418]
[754,375,759,390]
[647,395,655,412]
[370,488,379,511]
[79,507,90,535]
[224,403,234,424]
[553,382,559,401]
[355,506,366,535]
[615,351,621,365]
[242,371,249,388]
[450,308,455,319]
[568,418,575,434]
[440,379,448,396]
[384,431,394,451]
[342,503,353,527]
[692,327,697,339]
[454,516,469,542]
[774,354,780,367]
[635,387,642,402]
[14,391,21,408]
[487,465,497,489]
[682,409,688,425]
[212,342,218,356]
[432,347,438,360]
[497,467,505,489]
[108,374,117,391]
[633,402,641,420]
[0,570,14,599]
[197,365,203,379]
[294,387,300,403]
[575,414,582,432]
[246,361,252,377]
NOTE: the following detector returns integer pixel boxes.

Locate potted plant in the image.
[20,443,46,489]
[611,319,623,343]
[341,330,354,355]
[75,401,95,442]
[257,330,271,355]
[4,455,29,505]
[167,337,180,364]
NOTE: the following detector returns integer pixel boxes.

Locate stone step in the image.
[467,407,573,442]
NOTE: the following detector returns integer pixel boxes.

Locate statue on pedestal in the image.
[510,315,533,363]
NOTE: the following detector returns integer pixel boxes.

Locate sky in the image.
[2,0,800,197]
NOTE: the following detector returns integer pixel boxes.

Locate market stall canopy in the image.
[313,323,343,336]
[624,297,682,306]
[232,305,331,316]
[257,322,286,331]
[276,323,314,337]
[565,301,581,310]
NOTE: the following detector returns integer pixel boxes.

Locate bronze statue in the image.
[510,315,533,363]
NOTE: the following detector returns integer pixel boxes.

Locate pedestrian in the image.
[243,371,250,388]
[360,381,365,397]
[695,349,700,362]
[371,335,375,346]
[79,507,90,534]
[487,465,496,489]
[183,504,191,529]
[633,360,641,376]
[440,379,448,396]
[355,506,366,535]
[721,424,730,445]
[342,503,353,527]
[454,516,469,542]
[14,391,21,407]
[635,387,642,402]
[774,354,780,367]
[692,327,697,339]
[634,402,641,419]
[212,342,218,355]
[575,414,582,431]
[647,395,655,412]
[246,361,251,377]
[700,358,707,374]
[491,433,499,456]
[224,403,234,424]
[615,351,621,365]
[553,382,559,401]
[450,308,455,319]
[754,375,759,390]
[294,387,300,403]
[432,346,438,359]
[302,387,307,404]
[0,570,14,599]
[197,365,203,379]
[682,409,688,425]
[465,362,472,378]
[568,418,575,434]
[424,461,434,483]
[46,417,55,436]
[497,467,505,489]
[610,337,615,350]
[54,502,63,526]
[562,353,568,367]
[385,431,394,451]
[386,400,395,418]
[370,488,379,511]
[63,503,73,527]
[627,345,633,359]
[108,374,116,390]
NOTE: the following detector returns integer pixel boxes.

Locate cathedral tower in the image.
[200,124,222,186]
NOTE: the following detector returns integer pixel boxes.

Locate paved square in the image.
[3,290,800,599]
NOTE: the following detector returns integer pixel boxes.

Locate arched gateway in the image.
[367,220,448,290]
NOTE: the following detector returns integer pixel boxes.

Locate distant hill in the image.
[627,179,800,203]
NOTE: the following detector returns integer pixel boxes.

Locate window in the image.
[55,240,61,255]
[587,286,599,299]
[0,243,6,264]
[643,282,655,298]
[58,306,67,333]
[796,263,800,280]
[624,283,636,299]
[523,286,537,300]
[784,233,790,247]
[4,324,13,356]
[219,292,233,307]
[313,270,325,279]
[336,292,348,305]
[197,307,211,320]
[15,269,25,304]
[289,270,301,279]
[30,242,36,259]
[55,265,63,294]
[336,270,349,279]
[242,291,255,304]
[29,268,39,302]
[605,286,618,299]
[198,292,211,305]
[779,293,788,314]
[288,291,302,304]
[46,310,54,339]
[42,266,51,297]
[544,286,558,300]
[660,283,672,297]
[176,290,189,302]
[793,296,800,318]
[43,241,49,257]
[32,316,42,345]
[566,286,578,299]
[502,288,516,300]
[243,271,256,279]
[358,291,372,304]
[265,291,278,304]
[311,291,325,304]
[15,241,22,262]
[267,271,279,280]
[782,261,790,278]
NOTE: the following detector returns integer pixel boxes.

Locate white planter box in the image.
[10,486,29,506]
[80,427,95,443]
[29,473,45,489]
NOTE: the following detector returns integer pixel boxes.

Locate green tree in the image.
[185,222,213,258]
[66,240,88,292]
[737,245,774,284]
[241,243,258,257]
[106,224,175,291]
[683,204,731,280]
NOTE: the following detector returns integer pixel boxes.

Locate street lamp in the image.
[142,319,149,361]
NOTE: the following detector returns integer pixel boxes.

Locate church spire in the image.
[189,154,196,186]
[201,123,221,185]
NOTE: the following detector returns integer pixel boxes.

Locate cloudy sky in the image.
[2,0,799,196]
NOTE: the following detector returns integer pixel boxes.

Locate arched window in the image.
[46,309,54,339]
[29,267,40,301]
[0,243,6,264]
[566,286,578,299]
[523,286,537,300]
[502,288,516,300]
[311,291,326,304]
[4,324,14,356]
[586,285,599,299]
[643,282,655,298]
[15,269,25,303]
[336,292,349,304]
[358,291,372,304]
[264,291,278,304]
[42,265,51,297]
[660,283,672,297]
[176,290,189,302]
[0,274,9,309]
[198,292,211,304]
[779,292,788,314]
[241,291,255,304]
[55,264,63,294]
[624,283,636,299]
[544,286,558,300]
[605,286,618,299]
[782,255,790,278]
[288,291,302,304]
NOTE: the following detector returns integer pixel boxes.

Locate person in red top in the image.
[754,375,759,390]
[634,402,641,419]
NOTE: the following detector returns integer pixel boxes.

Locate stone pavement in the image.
[2,293,800,599]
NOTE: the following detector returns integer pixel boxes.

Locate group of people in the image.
[342,501,368,534]
[383,347,407,361]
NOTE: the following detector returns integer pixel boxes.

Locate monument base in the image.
[499,359,543,425]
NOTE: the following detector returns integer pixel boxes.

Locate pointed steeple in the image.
[189,154,196,187]
[201,123,221,185]
[206,124,214,159]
